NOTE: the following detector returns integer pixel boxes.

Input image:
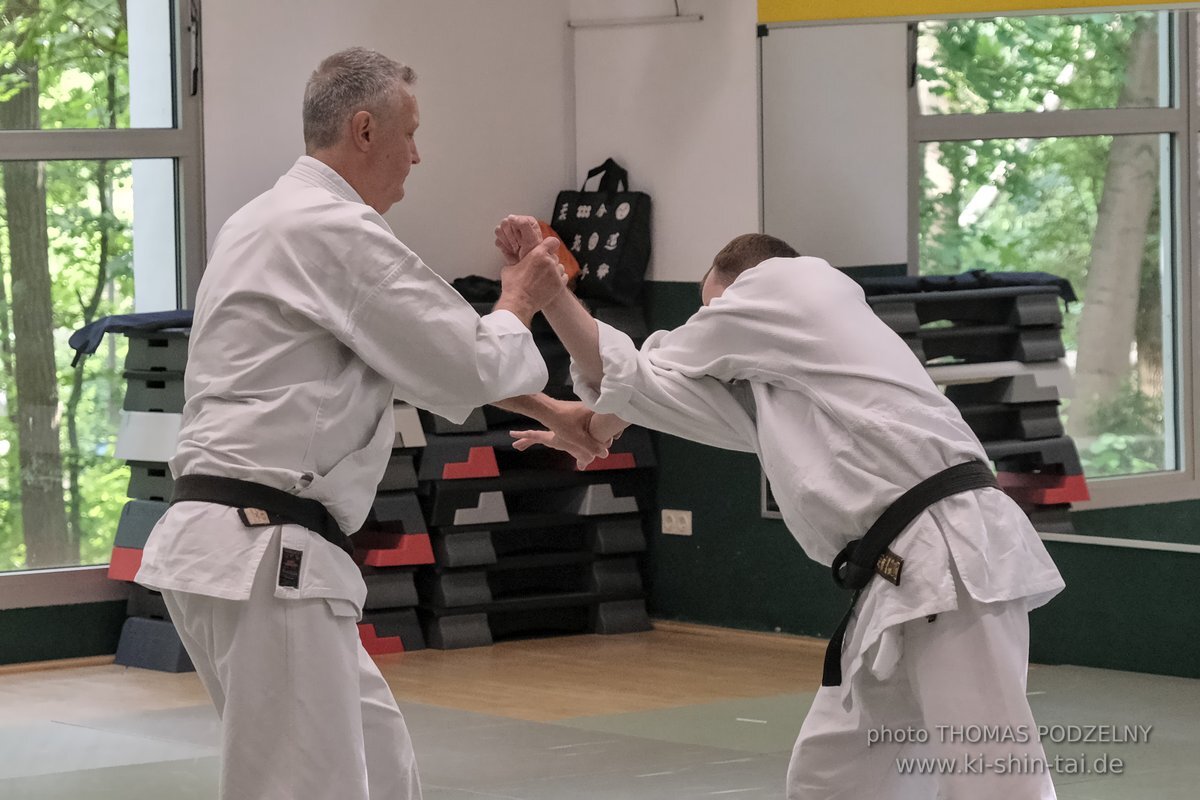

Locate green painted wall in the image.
[645,280,1200,679]
[0,601,126,666]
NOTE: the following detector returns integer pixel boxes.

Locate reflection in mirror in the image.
[761,10,1182,483]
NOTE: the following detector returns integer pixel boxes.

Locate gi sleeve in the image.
[344,244,547,424]
[572,321,758,453]
[641,264,815,387]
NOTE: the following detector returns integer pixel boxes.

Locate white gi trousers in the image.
[161,534,421,800]
[787,584,1057,800]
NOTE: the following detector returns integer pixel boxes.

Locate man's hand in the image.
[510,399,614,469]
[494,237,567,327]
[494,214,543,265]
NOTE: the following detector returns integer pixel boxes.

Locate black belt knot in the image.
[831,539,874,591]
[822,460,998,687]
[170,474,354,556]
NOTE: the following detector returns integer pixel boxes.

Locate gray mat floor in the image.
[0,663,1196,798]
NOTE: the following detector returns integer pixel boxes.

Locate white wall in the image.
[571,0,760,282]
[201,0,574,281]
[201,0,761,285]
[128,0,175,311]
[761,23,909,268]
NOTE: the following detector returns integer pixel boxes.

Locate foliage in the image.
[918,14,1148,115]
[1078,379,1167,475]
[918,12,1169,477]
[0,0,136,570]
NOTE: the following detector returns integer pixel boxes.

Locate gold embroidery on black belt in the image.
[875,550,904,586]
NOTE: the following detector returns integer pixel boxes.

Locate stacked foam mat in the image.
[108,328,193,672]
[104,299,655,670]
[409,301,654,649]
[354,401,431,655]
[864,282,1087,533]
[101,326,432,667]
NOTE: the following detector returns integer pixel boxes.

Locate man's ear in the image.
[349,110,373,152]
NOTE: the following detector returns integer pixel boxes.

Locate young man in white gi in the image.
[136,51,603,800]
[502,219,1066,800]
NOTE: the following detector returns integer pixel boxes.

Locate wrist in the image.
[534,395,566,428]
[494,293,536,328]
[543,286,573,319]
[590,413,627,441]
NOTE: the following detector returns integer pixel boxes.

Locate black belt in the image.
[171,474,354,556]
[822,460,998,687]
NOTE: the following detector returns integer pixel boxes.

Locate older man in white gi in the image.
[503,220,1065,800]
[135,51,602,800]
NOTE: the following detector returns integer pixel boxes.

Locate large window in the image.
[911,10,1196,505]
[0,0,202,577]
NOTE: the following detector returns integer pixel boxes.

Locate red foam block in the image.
[578,451,638,471]
[998,472,1090,505]
[108,546,144,582]
[360,533,434,567]
[358,623,405,655]
[442,446,500,480]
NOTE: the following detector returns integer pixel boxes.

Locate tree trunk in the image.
[1067,19,1161,440]
[65,55,120,546]
[0,193,20,540]
[0,0,73,568]
[65,158,111,545]
[1135,207,1163,399]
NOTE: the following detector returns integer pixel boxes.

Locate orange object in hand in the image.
[539,220,581,288]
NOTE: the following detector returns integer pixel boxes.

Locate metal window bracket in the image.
[568,14,703,30]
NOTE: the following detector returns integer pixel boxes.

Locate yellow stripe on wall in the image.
[759,1,1179,24]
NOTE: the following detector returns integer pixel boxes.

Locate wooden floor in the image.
[380,620,827,721]
[0,621,827,724]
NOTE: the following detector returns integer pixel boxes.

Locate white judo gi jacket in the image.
[138,156,548,612]
[573,256,1064,695]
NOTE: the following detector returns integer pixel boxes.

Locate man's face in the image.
[370,88,421,212]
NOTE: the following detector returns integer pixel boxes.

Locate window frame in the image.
[0,0,204,605]
[906,8,1200,511]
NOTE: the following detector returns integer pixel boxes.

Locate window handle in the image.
[907,23,918,90]
[188,0,200,97]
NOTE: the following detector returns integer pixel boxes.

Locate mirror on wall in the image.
[759,10,1183,487]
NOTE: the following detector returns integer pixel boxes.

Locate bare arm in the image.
[491,393,613,467]
[541,289,605,390]
[492,215,752,456]
[494,215,753,453]
[510,406,630,461]
[496,215,605,383]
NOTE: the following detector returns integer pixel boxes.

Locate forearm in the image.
[498,393,614,465]
[542,290,605,389]
[492,393,563,427]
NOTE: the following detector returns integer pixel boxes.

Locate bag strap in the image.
[582,158,628,192]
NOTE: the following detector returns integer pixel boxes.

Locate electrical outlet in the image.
[661,509,692,536]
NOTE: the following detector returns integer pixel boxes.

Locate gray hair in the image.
[303,47,416,151]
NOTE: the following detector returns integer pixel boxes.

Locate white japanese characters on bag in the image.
[551,158,651,306]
